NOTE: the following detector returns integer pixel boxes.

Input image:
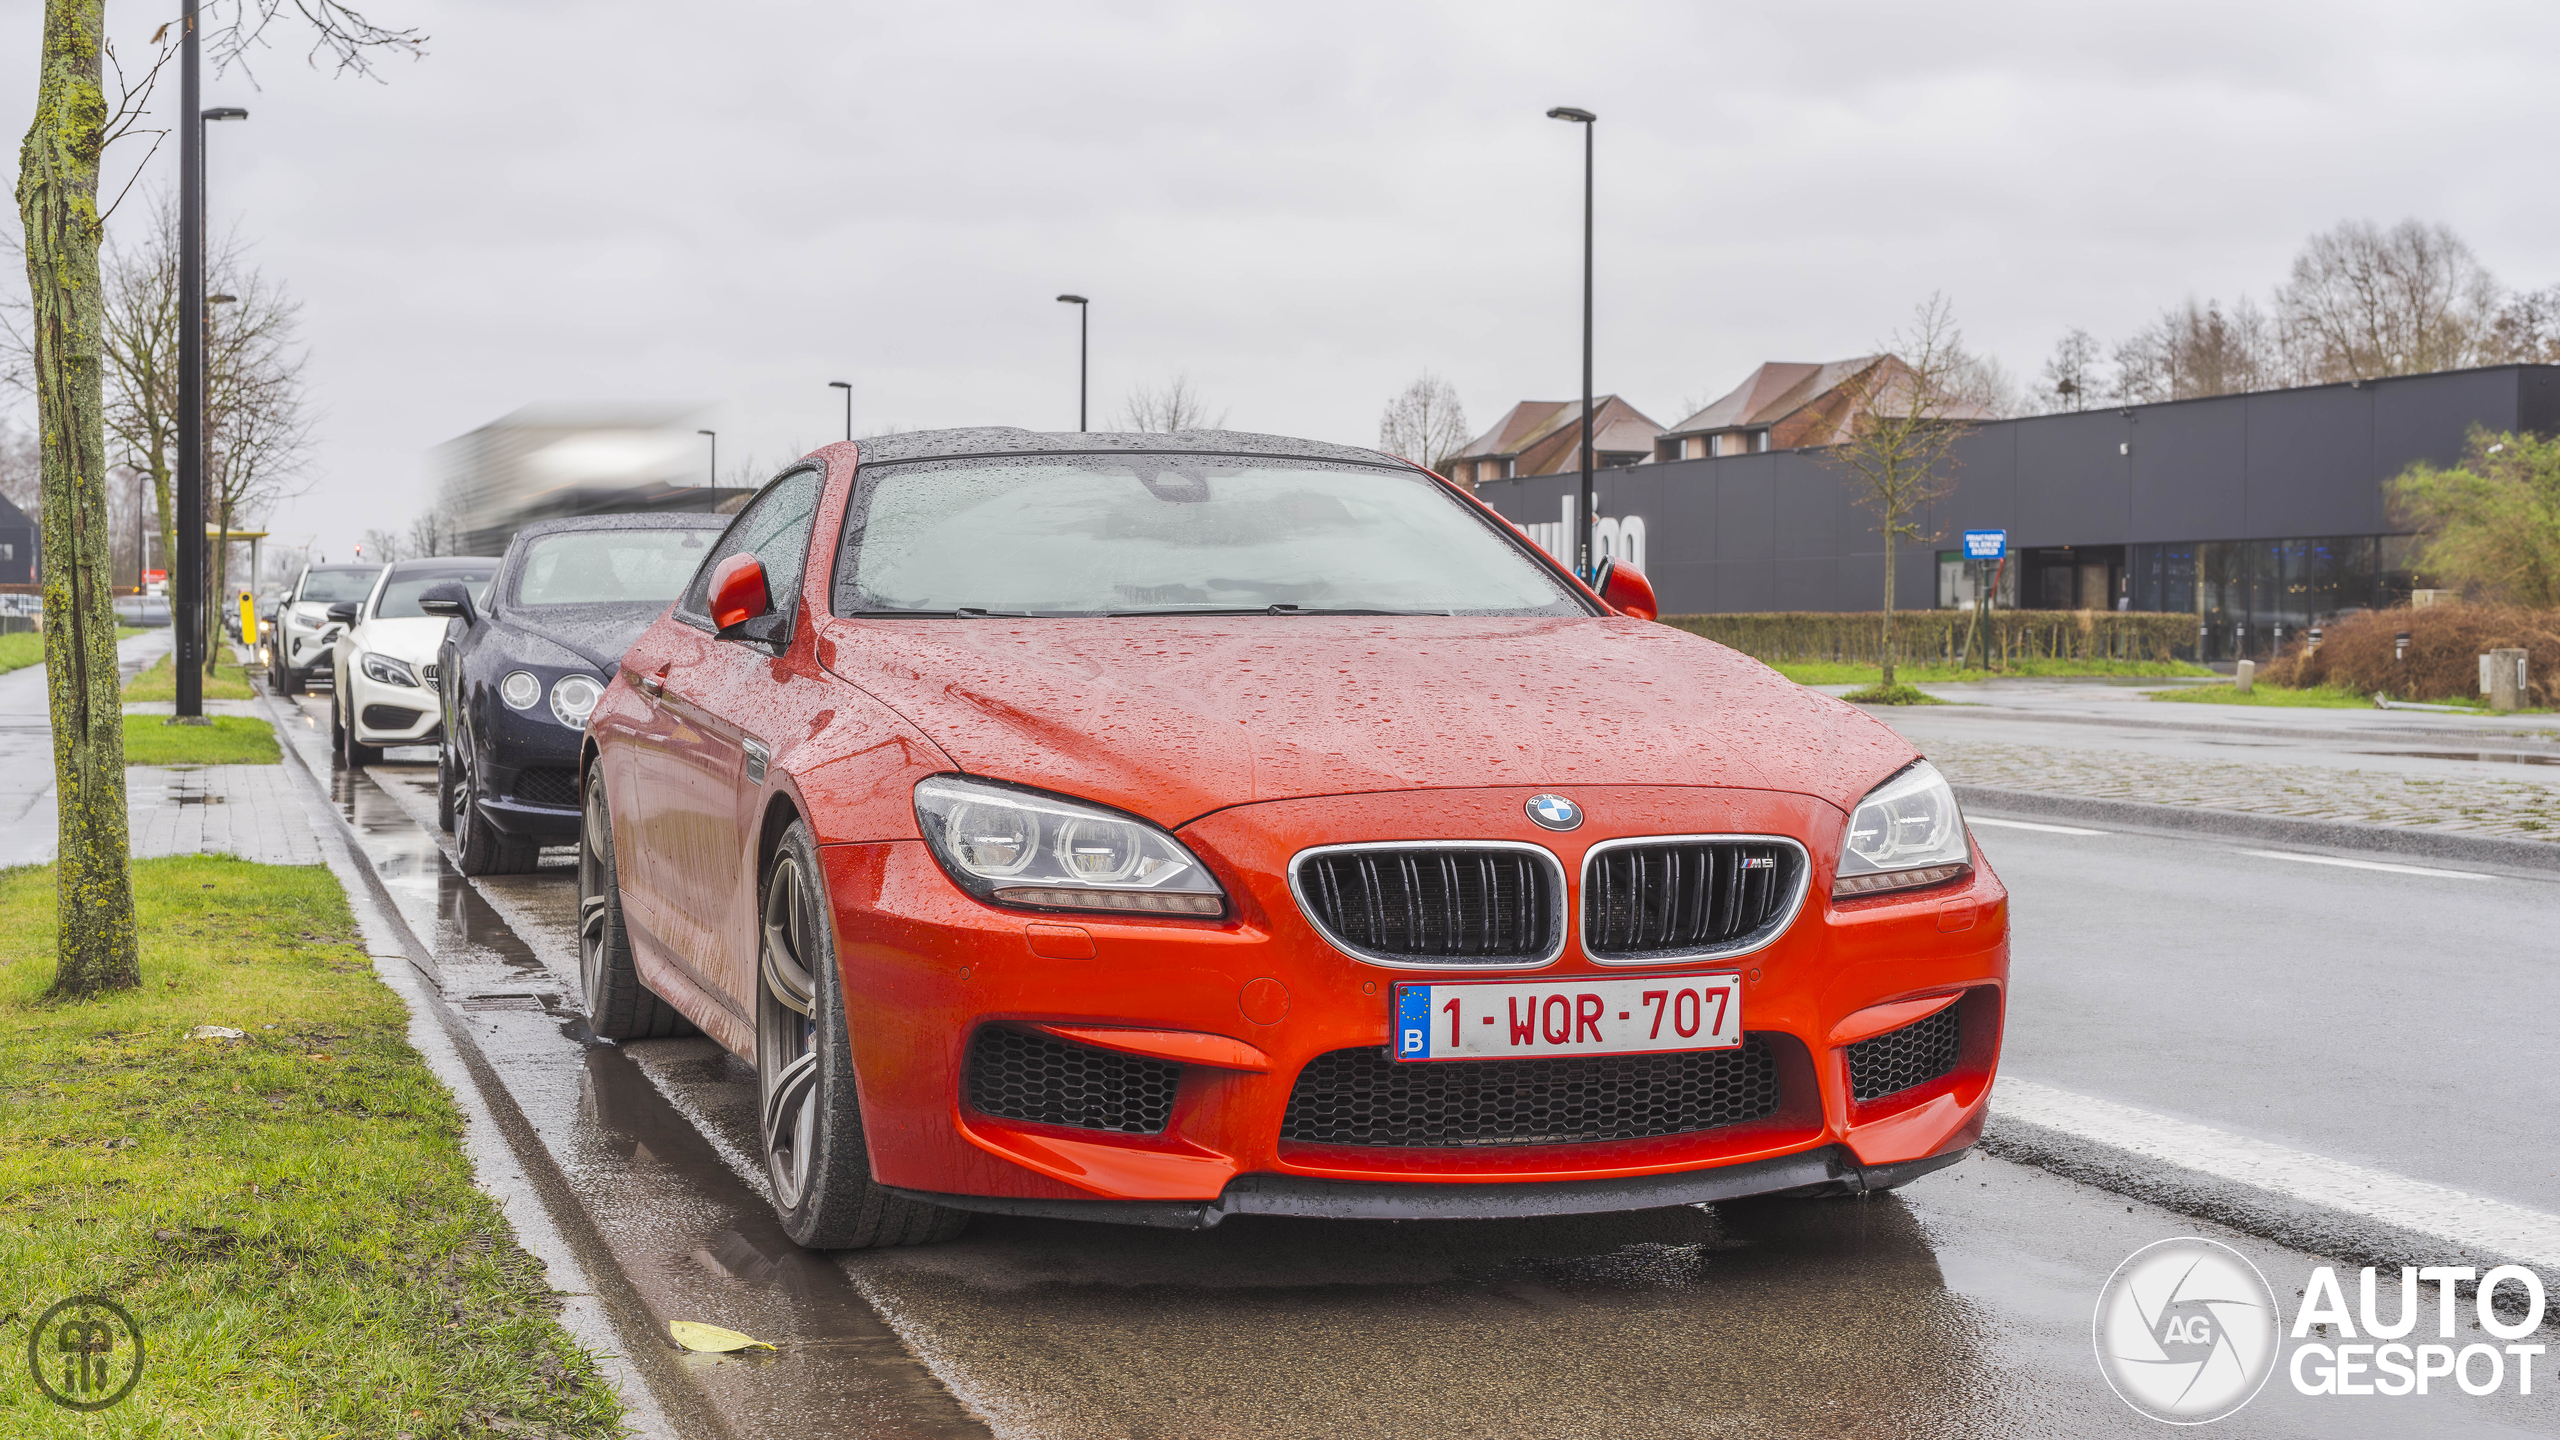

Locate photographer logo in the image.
[2094,1239,2281,1424]
[27,1294,145,1411]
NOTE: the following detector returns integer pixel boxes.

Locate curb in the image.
[1980,1111,2542,1283]
[255,687,707,1440]
[1952,784,2560,874]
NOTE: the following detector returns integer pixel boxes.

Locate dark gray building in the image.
[1475,363,2560,659]
[0,492,33,586]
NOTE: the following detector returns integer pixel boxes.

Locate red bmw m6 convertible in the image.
[579,428,2007,1248]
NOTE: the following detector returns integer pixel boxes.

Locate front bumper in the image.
[346,664,442,747]
[822,785,2009,1213]
[470,703,585,841]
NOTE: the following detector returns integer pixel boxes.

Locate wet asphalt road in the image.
[263,691,2560,1438]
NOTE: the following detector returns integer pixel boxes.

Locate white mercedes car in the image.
[267,562,381,696]
[328,556,499,767]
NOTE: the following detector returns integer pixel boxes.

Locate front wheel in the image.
[455,745,537,875]
[435,744,459,833]
[575,766,695,1041]
[758,820,968,1250]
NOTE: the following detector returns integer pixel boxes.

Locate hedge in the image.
[2268,603,2559,705]
[1661,610,2198,667]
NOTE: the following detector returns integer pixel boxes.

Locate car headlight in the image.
[500,670,542,710]
[1833,760,1972,897]
[359,651,420,688]
[914,775,1226,917]
[549,673,603,729]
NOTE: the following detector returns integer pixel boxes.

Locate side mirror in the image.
[417,580,477,628]
[709,553,773,634]
[325,601,359,625]
[1591,557,1659,621]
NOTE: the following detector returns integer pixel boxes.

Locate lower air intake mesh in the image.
[511,766,580,808]
[1280,1036,1781,1147]
[965,1026,1180,1135]
[1846,1004,1963,1102]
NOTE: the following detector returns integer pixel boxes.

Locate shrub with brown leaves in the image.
[2273,603,2559,705]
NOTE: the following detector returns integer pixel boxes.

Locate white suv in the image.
[328,557,498,766]
[268,563,381,696]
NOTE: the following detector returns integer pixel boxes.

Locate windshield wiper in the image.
[1100,605,1449,617]
[844,607,1044,618]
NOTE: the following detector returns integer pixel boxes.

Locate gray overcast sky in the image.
[9,0,2560,559]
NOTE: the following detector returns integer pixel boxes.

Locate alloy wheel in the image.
[757,852,822,1211]
[576,782,611,1013]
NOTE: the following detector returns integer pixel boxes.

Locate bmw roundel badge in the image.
[1525,793,1583,831]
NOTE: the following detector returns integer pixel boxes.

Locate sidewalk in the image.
[0,631,319,867]
[1921,735,2560,841]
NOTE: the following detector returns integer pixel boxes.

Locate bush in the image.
[1663,610,2194,669]
[2268,603,2560,705]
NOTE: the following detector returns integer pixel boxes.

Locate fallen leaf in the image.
[188,1025,245,1040]
[669,1320,777,1353]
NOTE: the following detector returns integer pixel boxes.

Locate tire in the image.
[576,765,696,1041]
[272,660,300,697]
[338,695,384,768]
[435,743,458,833]
[758,820,969,1250]
[455,746,537,875]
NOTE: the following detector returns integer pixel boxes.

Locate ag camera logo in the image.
[2094,1238,2282,1424]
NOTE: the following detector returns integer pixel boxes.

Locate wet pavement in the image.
[258,689,2560,1438]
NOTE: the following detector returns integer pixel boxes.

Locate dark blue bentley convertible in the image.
[426,513,728,873]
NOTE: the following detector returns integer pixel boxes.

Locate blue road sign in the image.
[1963,529,2007,560]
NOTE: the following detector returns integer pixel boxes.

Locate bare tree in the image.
[1376,372,1471,475]
[2111,296,2291,403]
[2485,285,2560,365]
[16,0,420,997]
[358,527,403,564]
[402,496,463,559]
[2276,219,2500,383]
[201,266,314,657]
[1824,295,1981,690]
[2037,328,2104,412]
[0,418,38,518]
[1120,375,1225,433]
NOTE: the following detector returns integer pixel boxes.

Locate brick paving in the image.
[1922,737,2560,840]
[124,763,325,865]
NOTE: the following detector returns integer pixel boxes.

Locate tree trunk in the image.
[209,497,232,675]
[149,448,172,592]
[20,0,140,996]
[1880,525,1899,687]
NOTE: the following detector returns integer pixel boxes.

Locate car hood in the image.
[354,616,453,663]
[490,602,667,675]
[818,616,1919,828]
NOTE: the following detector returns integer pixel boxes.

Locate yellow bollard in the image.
[239,589,258,647]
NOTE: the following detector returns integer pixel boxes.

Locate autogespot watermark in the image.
[25,1294,145,1411]
[2095,1238,2284,1423]
[2096,1241,2551,1424]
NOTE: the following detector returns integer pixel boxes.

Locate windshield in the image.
[832,457,1583,617]
[514,528,716,607]
[374,568,495,619]
[297,568,380,604]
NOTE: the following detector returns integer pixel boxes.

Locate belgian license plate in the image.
[1392,973,1743,1062]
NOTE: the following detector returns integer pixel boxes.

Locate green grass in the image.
[1840,682,1947,706]
[125,650,257,702]
[120,715,279,766]
[0,628,146,678]
[1770,657,2214,686]
[0,855,625,1438]
[2147,683,2378,708]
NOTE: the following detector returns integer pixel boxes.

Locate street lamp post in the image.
[1055,295,1089,431]
[176,39,250,717]
[697,430,717,507]
[828,380,852,443]
[1546,105,1596,580]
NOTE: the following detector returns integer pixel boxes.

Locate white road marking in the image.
[1995,1077,2560,1268]
[2237,850,2489,880]
[1968,816,2108,836]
